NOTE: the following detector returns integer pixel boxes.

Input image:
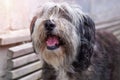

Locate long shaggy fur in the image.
[30,2,120,80]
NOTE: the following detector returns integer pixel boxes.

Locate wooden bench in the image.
[0,29,30,46]
[5,19,120,80]
[96,19,120,40]
[0,29,32,80]
[5,42,42,80]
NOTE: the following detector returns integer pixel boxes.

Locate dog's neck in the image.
[41,42,93,80]
[42,56,90,80]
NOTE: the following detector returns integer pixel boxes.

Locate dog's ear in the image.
[74,15,95,70]
[30,16,37,34]
[81,15,95,44]
[30,16,38,54]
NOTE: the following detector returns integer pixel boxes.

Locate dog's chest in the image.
[56,70,69,80]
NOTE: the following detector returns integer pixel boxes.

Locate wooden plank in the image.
[8,42,33,59]
[117,35,120,40]
[96,20,120,29]
[7,53,39,69]
[18,70,42,80]
[6,61,42,79]
[0,29,31,45]
[106,26,120,32]
[113,30,120,36]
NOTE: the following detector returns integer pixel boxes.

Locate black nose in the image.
[45,20,56,31]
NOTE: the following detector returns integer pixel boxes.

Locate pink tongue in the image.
[46,36,59,47]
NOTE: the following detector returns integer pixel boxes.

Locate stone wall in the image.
[0,0,120,33]
[90,0,120,23]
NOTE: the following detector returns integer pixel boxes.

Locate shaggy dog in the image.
[30,2,120,80]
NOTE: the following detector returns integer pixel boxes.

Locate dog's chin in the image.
[45,34,64,50]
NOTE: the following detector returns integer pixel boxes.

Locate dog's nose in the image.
[45,20,56,31]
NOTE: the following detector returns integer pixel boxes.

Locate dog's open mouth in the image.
[46,35,62,50]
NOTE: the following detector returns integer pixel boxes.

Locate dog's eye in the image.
[59,9,72,22]
[62,14,72,22]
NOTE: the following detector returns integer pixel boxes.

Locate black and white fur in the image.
[30,2,120,80]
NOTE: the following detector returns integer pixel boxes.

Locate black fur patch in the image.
[72,15,95,71]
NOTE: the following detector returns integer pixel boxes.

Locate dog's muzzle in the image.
[45,20,56,31]
[44,20,63,50]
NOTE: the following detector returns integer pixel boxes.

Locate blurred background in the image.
[0,0,120,80]
[0,0,120,32]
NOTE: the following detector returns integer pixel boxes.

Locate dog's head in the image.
[30,2,95,70]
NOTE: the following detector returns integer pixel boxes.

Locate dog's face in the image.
[30,2,95,70]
